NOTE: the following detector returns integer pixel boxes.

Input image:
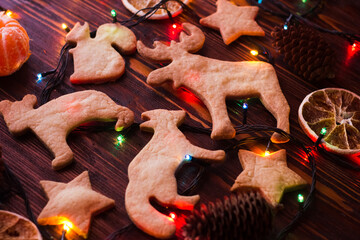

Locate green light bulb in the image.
[297,194,304,203]
[320,127,327,135]
[116,135,125,146]
[111,9,117,18]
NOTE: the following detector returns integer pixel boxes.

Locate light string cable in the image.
[1,161,52,240]
[250,0,360,43]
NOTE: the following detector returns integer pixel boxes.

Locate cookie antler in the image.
[177,23,205,53]
[137,23,205,62]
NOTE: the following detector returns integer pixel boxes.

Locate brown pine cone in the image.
[181,191,273,240]
[271,24,336,82]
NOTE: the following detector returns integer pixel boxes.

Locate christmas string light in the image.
[0,6,13,17]
[61,23,70,32]
[38,43,72,105]
[60,222,72,240]
[314,127,326,147]
[242,102,248,125]
[111,9,117,23]
[297,193,305,210]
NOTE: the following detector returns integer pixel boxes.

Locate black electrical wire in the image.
[1,161,52,240]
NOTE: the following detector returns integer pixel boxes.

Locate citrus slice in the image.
[122,0,190,20]
[0,210,42,240]
[298,88,360,157]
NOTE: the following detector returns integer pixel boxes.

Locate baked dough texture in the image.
[137,23,289,143]
[66,22,136,84]
[0,90,134,169]
[125,109,225,239]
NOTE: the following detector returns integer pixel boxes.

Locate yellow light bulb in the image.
[264,151,270,156]
[61,23,68,30]
[250,50,258,56]
[62,221,73,232]
[5,10,13,17]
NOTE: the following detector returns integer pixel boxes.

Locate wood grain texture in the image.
[0,0,359,239]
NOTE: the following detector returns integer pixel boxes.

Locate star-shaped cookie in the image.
[231,149,307,207]
[37,171,115,238]
[200,0,265,45]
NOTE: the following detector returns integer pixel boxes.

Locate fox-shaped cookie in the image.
[0,90,134,169]
[125,109,225,239]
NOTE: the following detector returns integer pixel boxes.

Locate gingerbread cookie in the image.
[231,149,307,207]
[38,171,115,239]
[200,0,265,45]
[125,109,225,239]
[0,90,134,170]
[137,23,289,143]
[66,22,136,84]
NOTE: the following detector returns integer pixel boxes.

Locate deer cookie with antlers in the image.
[66,22,136,84]
[125,109,225,239]
[0,90,134,170]
[137,23,290,143]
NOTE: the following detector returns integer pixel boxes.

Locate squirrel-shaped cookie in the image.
[0,90,134,170]
[137,23,290,143]
[66,22,136,84]
[125,109,225,239]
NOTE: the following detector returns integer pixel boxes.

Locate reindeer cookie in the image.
[125,109,225,239]
[0,90,134,170]
[137,23,290,143]
[66,22,136,84]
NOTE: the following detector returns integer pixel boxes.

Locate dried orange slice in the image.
[299,88,360,157]
[0,210,42,239]
[122,0,189,20]
[0,11,30,76]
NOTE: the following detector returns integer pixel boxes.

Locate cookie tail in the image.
[125,191,176,239]
[115,107,134,131]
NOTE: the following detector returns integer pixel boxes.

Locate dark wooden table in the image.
[1,0,359,239]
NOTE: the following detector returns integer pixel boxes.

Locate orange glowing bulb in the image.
[250,50,258,56]
[5,10,13,17]
[172,24,177,29]
[352,43,357,51]
[63,221,73,232]
[169,212,176,219]
[264,151,270,156]
[62,23,68,30]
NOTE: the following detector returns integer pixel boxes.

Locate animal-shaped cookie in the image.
[125,109,225,239]
[137,23,290,143]
[231,149,307,207]
[0,90,134,170]
[66,22,136,84]
[200,0,265,45]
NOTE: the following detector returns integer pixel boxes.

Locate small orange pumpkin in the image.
[0,11,30,76]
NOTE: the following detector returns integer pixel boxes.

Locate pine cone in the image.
[271,24,336,82]
[181,191,273,240]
